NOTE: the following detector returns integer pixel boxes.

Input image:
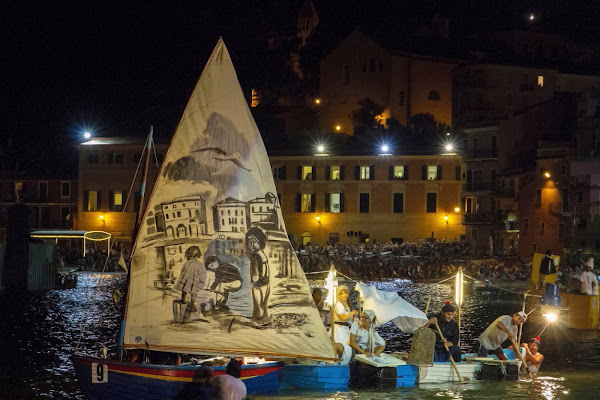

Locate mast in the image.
[117,126,153,361]
[136,126,154,231]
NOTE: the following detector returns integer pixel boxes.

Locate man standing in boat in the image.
[173,246,207,323]
[477,311,527,360]
[537,249,556,290]
[580,257,598,295]
[427,302,461,362]
[245,227,271,325]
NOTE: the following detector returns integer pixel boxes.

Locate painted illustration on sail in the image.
[123,40,334,360]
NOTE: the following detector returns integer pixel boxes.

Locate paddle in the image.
[434,322,467,382]
[509,337,534,380]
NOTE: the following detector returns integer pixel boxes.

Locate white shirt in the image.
[580,270,598,295]
[478,315,518,350]
[211,374,247,400]
[350,322,385,350]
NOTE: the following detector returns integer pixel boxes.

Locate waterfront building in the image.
[455,65,600,255]
[517,93,600,257]
[0,175,77,239]
[76,137,169,242]
[270,151,465,245]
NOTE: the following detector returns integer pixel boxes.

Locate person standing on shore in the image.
[477,311,527,360]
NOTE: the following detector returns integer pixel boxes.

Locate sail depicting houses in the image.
[122,39,335,361]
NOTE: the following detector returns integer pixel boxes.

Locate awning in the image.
[31,230,111,242]
[31,230,112,256]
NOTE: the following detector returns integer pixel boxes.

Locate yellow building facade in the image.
[271,153,465,245]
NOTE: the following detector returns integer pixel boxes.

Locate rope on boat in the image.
[75,135,156,352]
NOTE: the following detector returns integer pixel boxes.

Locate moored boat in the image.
[72,38,336,399]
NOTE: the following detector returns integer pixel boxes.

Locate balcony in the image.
[463,182,496,193]
[463,148,498,160]
[462,212,494,224]
[495,187,516,198]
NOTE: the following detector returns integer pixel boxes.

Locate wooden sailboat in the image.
[72,39,335,399]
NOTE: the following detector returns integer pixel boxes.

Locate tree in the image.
[349,97,385,136]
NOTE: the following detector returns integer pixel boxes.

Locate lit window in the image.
[360,166,370,180]
[114,192,123,206]
[301,194,312,213]
[427,166,438,180]
[537,75,544,87]
[330,166,341,180]
[88,191,98,211]
[393,166,405,179]
[251,89,260,107]
[302,166,313,180]
[330,193,341,213]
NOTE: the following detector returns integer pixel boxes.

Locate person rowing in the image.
[427,302,461,362]
[477,311,527,360]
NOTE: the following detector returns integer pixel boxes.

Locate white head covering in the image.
[362,309,377,353]
[586,258,594,268]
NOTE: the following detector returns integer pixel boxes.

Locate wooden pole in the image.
[510,337,534,380]
[424,298,431,314]
[434,322,466,382]
[330,288,335,343]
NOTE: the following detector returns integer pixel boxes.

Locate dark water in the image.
[1,275,599,399]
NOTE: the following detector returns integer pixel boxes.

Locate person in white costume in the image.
[349,310,385,358]
[330,285,358,345]
[580,258,598,295]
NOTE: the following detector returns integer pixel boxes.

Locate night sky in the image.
[4,1,600,174]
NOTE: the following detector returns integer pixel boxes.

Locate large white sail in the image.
[123,39,335,361]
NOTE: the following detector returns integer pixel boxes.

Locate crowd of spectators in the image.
[296,239,531,283]
[56,246,128,272]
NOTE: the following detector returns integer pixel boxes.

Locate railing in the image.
[462,212,493,224]
[463,149,498,160]
[463,182,496,192]
[495,187,516,198]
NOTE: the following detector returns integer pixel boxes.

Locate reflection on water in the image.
[1,275,599,399]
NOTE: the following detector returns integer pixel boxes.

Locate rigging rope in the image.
[75,135,156,352]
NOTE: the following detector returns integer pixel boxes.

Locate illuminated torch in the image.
[324,265,338,342]
[455,267,464,345]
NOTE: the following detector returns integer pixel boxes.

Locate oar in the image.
[434,322,467,382]
[509,337,534,380]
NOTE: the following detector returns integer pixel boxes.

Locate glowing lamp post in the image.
[324,265,338,342]
[455,267,464,344]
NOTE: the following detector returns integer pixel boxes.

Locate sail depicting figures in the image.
[123,39,335,361]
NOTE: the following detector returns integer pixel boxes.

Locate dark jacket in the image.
[428,313,459,348]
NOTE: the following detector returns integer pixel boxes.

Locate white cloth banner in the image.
[355,282,428,333]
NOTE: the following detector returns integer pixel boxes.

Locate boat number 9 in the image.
[91,363,108,383]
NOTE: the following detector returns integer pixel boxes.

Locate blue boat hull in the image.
[72,354,281,399]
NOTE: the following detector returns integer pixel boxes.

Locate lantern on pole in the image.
[324,265,338,342]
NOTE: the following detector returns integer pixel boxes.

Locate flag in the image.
[118,252,128,272]
[356,282,428,333]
